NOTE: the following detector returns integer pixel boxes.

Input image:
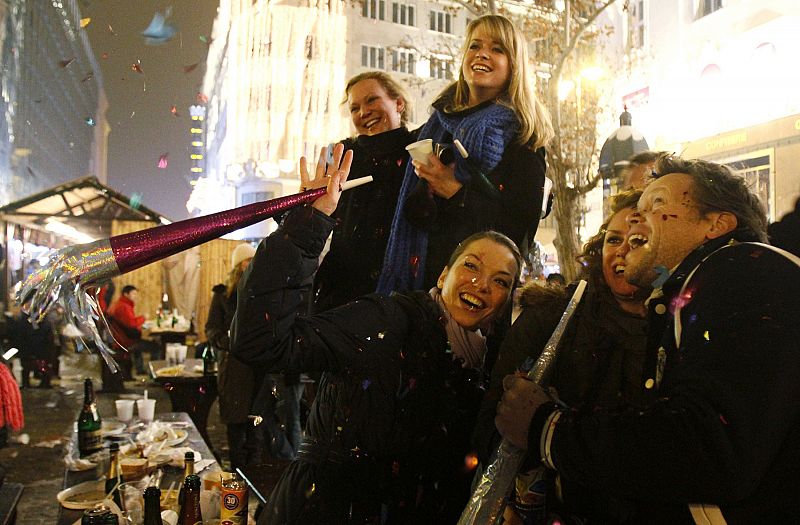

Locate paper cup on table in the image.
[115,399,135,423]
[136,398,156,424]
[176,344,188,364]
[200,488,221,519]
[202,471,235,491]
[405,139,433,166]
[165,343,178,366]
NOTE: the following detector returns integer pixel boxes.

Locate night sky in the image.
[83,0,219,221]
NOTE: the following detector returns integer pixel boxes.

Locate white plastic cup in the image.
[405,139,433,166]
[136,398,156,424]
[115,399,135,422]
[176,344,188,364]
[166,343,178,365]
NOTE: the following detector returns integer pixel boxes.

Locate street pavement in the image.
[0,349,230,524]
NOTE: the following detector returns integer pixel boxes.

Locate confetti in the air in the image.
[131,61,144,75]
[59,57,76,68]
[158,153,168,169]
[85,117,96,127]
[80,18,91,28]
[170,105,179,117]
[141,9,178,45]
[107,24,117,36]
[129,192,143,210]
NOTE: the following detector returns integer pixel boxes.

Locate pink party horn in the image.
[17,177,372,372]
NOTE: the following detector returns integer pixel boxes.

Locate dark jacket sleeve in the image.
[229,205,412,374]
[205,285,230,351]
[539,246,800,507]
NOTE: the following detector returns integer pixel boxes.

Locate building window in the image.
[362,0,386,21]
[723,151,773,220]
[392,2,415,26]
[362,45,386,69]
[429,56,453,80]
[392,49,416,75]
[429,10,452,34]
[696,0,723,19]
[241,191,273,206]
[629,0,645,49]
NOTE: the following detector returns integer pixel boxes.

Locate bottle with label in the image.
[77,378,103,457]
[143,486,164,525]
[202,345,217,375]
[178,474,203,525]
[178,451,195,506]
[220,472,249,524]
[105,442,124,509]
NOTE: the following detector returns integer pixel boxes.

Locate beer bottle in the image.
[77,378,103,457]
[177,474,203,525]
[105,442,124,509]
[177,451,195,506]
[143,486,164,525]
[220,471,249,524]
[202,345,217,375]
[81,505,111,524]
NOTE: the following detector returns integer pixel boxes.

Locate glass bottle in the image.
[143,486,164,525]
[177,474,203,525]
[202,345,217,375]
[105,442,124,509]
[77,378,103,457]
[220,471,249,524]
[178,451,195,506]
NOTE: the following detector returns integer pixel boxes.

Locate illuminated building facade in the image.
[611,0,800,221]
[0,0,108,206]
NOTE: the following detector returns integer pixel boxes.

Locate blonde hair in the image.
[445,15,553,151]
[225,264,247,298]
[342,71,412,126]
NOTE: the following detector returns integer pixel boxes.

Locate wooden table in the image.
[57,412,220,525]
[149,359,218,444]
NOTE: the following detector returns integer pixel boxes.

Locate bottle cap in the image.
[144,486,161,498]
[184,451,194,461]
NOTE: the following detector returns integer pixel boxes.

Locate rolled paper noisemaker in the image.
[457,280,587,525]
[17,177,373,372]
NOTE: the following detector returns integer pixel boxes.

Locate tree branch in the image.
[552,0,618,84]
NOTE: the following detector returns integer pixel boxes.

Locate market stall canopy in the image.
[0,176,170,241]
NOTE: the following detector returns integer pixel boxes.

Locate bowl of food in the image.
[57,479,108,510]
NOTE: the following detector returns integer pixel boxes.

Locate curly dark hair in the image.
[653,154,768,242]
[577,189,643,280]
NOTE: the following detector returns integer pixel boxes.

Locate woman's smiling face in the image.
[437,237,518,330]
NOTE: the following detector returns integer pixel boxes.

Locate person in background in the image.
[5,298,57,389]
[496,155,800,522]
[205,242,261,470]
[545,272,566,288]
[622,150,661,190]
[377,14,553,295]
[309,71,416,313]
[475,190,650,523]
[768,194,800,257]
[231,145,523,523]
[107,285,146,379]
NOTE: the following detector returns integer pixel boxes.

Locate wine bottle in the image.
[202,345,217,375]
[105,442,124,509]
[143,486,164,525]
[177,451,195,506]
[177,474,203,525]
[77,378,103,457]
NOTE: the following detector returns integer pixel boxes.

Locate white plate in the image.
[152,428,188,447]
[57,479,108,509]
[101,421,127,436]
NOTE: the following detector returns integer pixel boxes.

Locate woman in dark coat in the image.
[311,71,416,313]
[230,144,523,524]
[205,242,259,470]
[474,190,651,523]
[377,15,554,294]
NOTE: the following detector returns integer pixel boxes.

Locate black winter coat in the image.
[534,237,800,523]
[230,206,486,524]
[313,127,415,312]
[406,97,547,291]
[205,284,258,424]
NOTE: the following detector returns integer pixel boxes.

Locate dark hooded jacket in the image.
[230,206,487,524]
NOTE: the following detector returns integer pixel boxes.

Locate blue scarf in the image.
[376,100,519,294]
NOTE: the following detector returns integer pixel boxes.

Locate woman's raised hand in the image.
[413,153,462,199]
[302,143,353,216]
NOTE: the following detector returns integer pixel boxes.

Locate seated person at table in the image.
[230,144,523,524]
[108,285,159,378]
